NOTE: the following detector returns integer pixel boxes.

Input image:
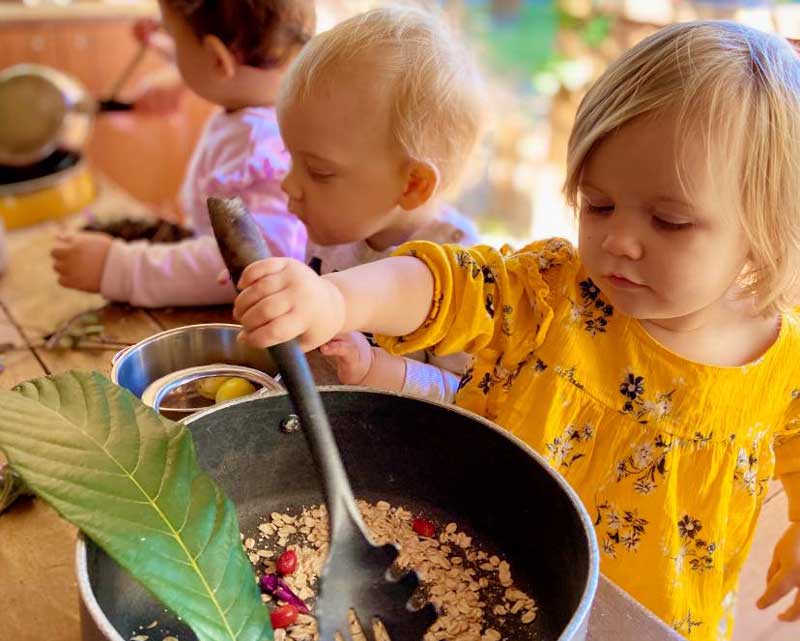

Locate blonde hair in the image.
[278,4,486,194]
[565,21,800,314]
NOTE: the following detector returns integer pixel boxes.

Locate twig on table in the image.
[44,306,109,350]
[0,310,133,372]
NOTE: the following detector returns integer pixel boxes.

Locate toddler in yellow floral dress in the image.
[231,21,800,641]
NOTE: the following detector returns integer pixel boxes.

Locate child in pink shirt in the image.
[52,0,314,307]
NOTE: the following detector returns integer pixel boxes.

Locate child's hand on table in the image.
[320,332,374,385]
[758,522,800,621]
[233,258,345,351]
[51,231,112,293]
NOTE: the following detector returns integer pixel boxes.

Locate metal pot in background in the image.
[0,52,145,228]
[111,323,281,420]
[0,64,135,168]
[77,389,600,641]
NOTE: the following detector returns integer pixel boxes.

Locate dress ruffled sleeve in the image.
[376,238,577,364]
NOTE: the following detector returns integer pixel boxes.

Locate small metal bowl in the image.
[111,324,280,420]
[141,364,281,419]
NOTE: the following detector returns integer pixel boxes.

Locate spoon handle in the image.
[207,196,361,539]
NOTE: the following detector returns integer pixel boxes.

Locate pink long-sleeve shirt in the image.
[100,107,306,307]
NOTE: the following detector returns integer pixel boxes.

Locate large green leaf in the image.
[0,370,271,641]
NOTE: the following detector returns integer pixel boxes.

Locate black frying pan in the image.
[80,389,598,641]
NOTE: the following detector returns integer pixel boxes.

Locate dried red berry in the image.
[276,549,298,575]
[270,604,299,629]
[412,517,436,538]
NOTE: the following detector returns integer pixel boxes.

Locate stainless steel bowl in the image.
[111,324,280,420]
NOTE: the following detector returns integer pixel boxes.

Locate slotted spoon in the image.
[207,196,438,641]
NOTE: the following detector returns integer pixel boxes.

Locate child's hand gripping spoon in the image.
[207,196,437,641]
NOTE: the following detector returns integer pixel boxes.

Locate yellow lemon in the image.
[215,377,256,403]
[196,376,230,400]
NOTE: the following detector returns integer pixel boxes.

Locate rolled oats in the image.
[246,501,538,641]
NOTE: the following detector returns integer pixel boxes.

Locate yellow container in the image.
[0,159,95,229]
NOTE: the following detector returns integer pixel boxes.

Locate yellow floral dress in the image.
[378,238,800,641]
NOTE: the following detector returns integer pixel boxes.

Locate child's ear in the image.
[398,161,440,211]
[203,34,237,79]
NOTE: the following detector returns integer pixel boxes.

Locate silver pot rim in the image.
[110,322,249,382]
[76,537,127,641]
[141,363,282,416]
